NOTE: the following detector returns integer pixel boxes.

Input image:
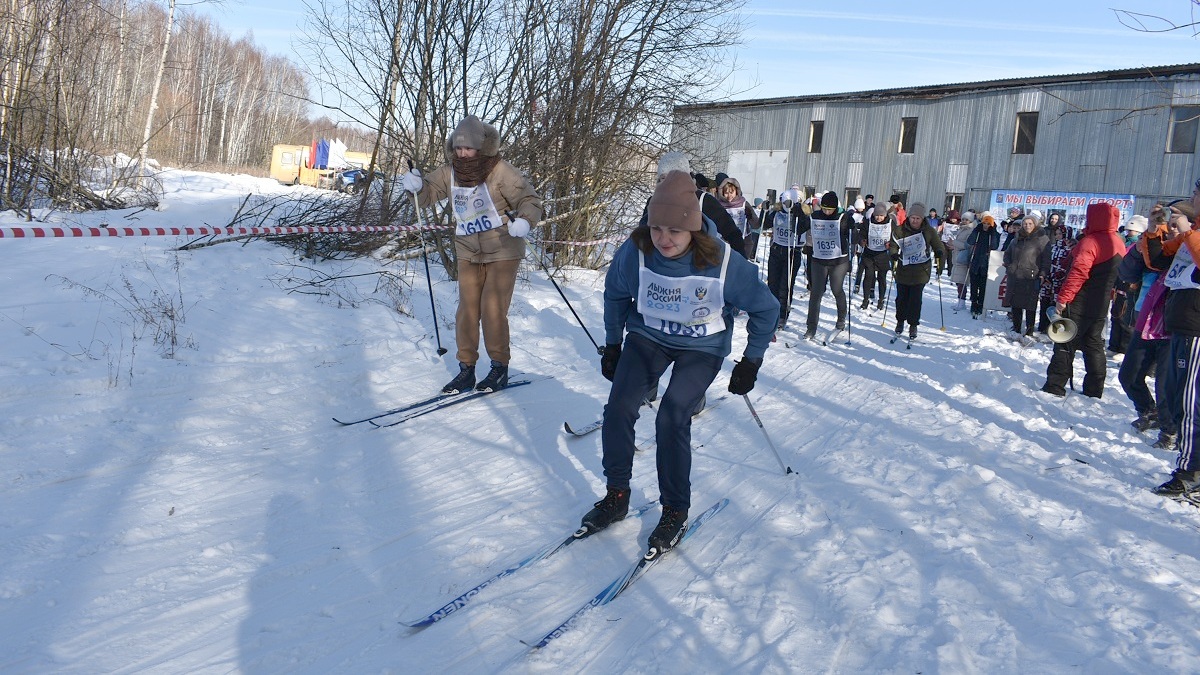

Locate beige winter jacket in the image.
[421,161,542,264]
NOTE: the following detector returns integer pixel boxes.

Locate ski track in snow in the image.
[2,170,1200,672]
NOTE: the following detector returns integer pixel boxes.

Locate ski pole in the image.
[407,162,447,356]
[742,395,794,475]
[845,248,852,345]
[507,210,603,354]
[937,268,946,331]
[881,262,894,328]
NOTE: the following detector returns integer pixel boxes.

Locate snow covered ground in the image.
[2,169,1199,673]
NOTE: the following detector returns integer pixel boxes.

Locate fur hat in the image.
[1125,215,1148,234]
[820,191,839,208]
[981,214,996,226]
[648,171,702,232]
[889,194,901,204]
[909,202,926,220]
[946,210,961,221]
[963,210,977,223]
[853,197,865,212]
[656,151,691,178]
[445,115,500,158]
[1026,209,1044,224]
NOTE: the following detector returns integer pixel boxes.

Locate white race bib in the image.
[451,176,503,237]
[726,206,749,237]
[867,221,890,251]
[636,248,731,337]
[899,232,930,266]
[811,217,843,260]
[770,211,797,247]
[1164,243,1200,290]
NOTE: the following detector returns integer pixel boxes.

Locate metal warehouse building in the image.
[671,63,1200,216]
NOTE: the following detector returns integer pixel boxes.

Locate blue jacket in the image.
[604,219,779,359]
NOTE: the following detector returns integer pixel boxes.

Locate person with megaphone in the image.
[1039,203,1126,399]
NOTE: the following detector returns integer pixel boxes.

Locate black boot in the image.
[647,505,688,556]
[475,363,509,392]
[859,297,869,310]
[441,363,475,394]
[1154,469,1199,495]
[577,486,631,537]
[1132,409,1159,433]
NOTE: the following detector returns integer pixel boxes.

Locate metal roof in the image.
[677,63,1200,113]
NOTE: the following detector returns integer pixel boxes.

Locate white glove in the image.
[507,217,530,238]
[400,170,423,194]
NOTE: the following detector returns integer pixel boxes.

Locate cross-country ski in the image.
[524,498,730,650]
[400,502,657,628]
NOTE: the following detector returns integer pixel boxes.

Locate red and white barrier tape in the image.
[538,235,624,247]
[0,223,451,238]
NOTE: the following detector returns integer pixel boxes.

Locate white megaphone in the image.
[1047,307,1078,344]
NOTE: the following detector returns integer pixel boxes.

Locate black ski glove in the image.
[600,344,622,381]
[728,357,762,395]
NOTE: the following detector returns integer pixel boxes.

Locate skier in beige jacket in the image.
[402,115,543,393]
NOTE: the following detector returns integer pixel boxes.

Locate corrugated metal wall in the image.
[674,74,1199,214]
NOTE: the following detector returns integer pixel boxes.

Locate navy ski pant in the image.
[766,244,802,327]
[1166,334,1200,473]
[1119,332,1174,431]
[601,332,722,510]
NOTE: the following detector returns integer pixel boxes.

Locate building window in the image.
[899,117,918,154]
[945,194,963,213]
[845,188,860,206]
[809,121,824,153]
[1168,106,1200,154]
[1013,112,1038,154]
[803,185,816,200]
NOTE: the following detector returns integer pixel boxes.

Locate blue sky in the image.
[197,0,1200,100]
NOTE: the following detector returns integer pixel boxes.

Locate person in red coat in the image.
[1040,203,1127,398]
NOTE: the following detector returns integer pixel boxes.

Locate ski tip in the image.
[563,422,572,434]
[572,526,590,539]
[786,466,795,475]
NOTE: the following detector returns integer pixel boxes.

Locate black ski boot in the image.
[441,363,475,394]
[475,363,509,392]
[577,486,630,538]
[859,297,870,310]
[647,505,688,557]
[876,298,885,310]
